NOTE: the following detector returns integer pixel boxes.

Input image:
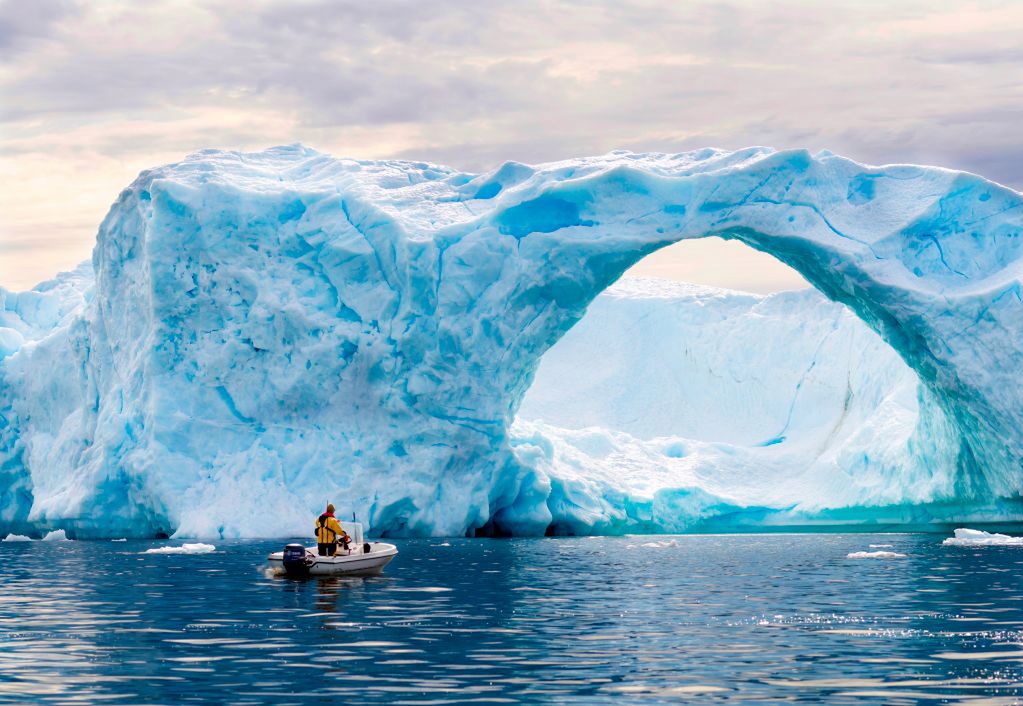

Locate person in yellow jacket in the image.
[315,503,350,556]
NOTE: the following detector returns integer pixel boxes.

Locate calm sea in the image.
[1,533,1021,704]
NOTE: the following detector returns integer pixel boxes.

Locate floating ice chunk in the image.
[869,544,894,548]
[111,538,127,542]
[847,551,906,559]
[942,528,1023,547]
[630,539,680,549]
[2,534,32,542]
[42,529,70,541]
[143,543,216,555]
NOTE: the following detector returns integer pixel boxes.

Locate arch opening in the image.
[508,238,967,535]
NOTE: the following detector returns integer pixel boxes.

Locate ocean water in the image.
[1,533,1022,704]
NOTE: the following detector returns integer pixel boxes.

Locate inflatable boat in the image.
[267,522,397,577]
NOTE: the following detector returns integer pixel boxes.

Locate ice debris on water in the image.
[630,540,680,549]
[2,534,32,542]
[143,543,216,555]
[42,530,70,542]
[1,145,1022,538]
[942,528,1023,547]
[847,551,907,559]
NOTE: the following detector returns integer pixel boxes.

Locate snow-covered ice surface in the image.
[2,534,31,542]
[942,528,1023,547]
[1,145,1022,538]
[143,543,216,555]
[41,529,70,542]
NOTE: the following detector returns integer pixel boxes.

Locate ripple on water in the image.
[2,534,1023,703]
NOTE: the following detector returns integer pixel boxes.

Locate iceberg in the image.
[1,145,1021,538]
[846,551,906,559]
[942,528,1023,547]
[142,543,216,555]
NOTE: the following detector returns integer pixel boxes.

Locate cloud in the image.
[0,0,77,59]
[1,0,1021,290]
[919,47,1023,65]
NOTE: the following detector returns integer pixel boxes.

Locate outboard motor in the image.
[282,543,310,577]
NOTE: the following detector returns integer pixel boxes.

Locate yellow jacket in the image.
[316,514,345,544]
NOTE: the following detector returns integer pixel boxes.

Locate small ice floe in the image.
[847,551,906,559]
[869,544,893,548]
[42,529,70,542]
[2,534,32,542]
[143,543,216,555]
[942,528,1023,547]
[111,538,127,542]
[629,539,679,549]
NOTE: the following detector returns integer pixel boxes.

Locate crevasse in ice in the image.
[1,146,1020,538]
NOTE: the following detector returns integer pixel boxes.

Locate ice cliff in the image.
[1,146,1021,538]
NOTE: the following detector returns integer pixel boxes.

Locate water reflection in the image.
[1,534,1022,703]
[314,577,346,614]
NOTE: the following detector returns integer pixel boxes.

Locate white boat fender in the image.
[282,543,311,577]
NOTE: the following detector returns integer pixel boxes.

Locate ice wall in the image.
[1,146,1020,537]
[514,279,965,534]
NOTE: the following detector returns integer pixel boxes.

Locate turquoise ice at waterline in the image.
[1,146,1022,539]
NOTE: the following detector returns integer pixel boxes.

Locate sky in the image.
[1,0,1021,292]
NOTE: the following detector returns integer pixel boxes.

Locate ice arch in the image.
[453,148,1023,521]
[0,146,1021,537]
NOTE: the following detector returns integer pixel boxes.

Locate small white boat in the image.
[267,522,397,577]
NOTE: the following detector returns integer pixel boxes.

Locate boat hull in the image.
[267,542,397,577]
